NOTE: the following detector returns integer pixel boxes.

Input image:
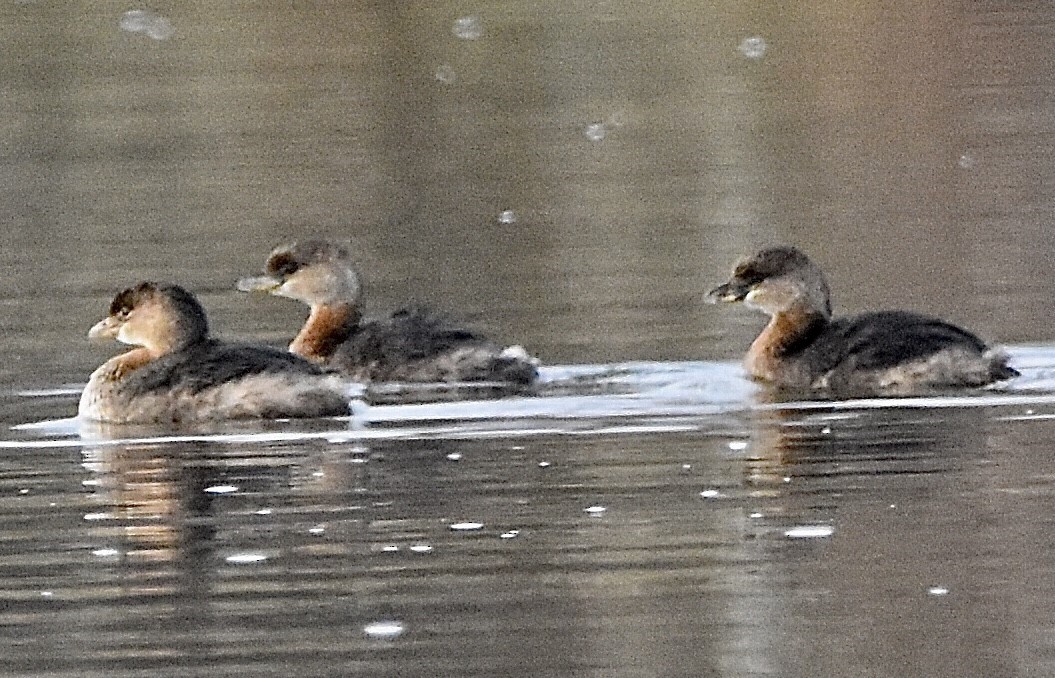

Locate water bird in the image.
[706,246,1018,394]
[237,240,538,385]
[79,282,350,423]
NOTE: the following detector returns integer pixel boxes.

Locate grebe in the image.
[707,246,1018,394]
[79,282,349,423]
[237,240,538,385]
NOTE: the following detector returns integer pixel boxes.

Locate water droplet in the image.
[584,122,607,142]
[364,620,405,639]
[452,16,483,40]
[497,209,517,225]
[699,489,720,499]
[738,36,767,59]
[927,586,949,596]
[119,9,175,40]
[727,440,748,451]
[204,485,238,494]
[784,525,834,539]
[225,553,268,564]
[584,505,606,515]
[450,522,483,531]
[435,64,457,84]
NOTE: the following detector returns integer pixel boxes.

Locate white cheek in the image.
[743,288,763,310]
[116,323,136,346]
[275,280,299,300]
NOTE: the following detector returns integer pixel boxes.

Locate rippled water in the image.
[4,0,1055,676]
[4,353,1055,675]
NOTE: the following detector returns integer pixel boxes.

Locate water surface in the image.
[2,1,1055,676]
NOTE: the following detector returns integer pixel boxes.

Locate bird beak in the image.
[87,316,121,342]
[236,275,282,294]
[705,280,750,304]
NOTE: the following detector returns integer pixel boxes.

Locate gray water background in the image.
[1,1,1055,676]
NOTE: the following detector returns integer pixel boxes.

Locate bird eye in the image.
[117,307,132,319]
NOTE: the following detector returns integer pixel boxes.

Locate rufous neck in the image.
[289,302,361,361]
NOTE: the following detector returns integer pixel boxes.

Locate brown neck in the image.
[290,302,361,361]
[745,306,828,381]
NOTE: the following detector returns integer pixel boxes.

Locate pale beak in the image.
[87,316,121,342]
[705,280,751,304]
[236,274,282,294]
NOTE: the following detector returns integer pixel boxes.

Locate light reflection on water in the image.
[1,353,1054,675]
[3,0,1055,674]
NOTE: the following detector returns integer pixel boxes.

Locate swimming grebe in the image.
[706,246,1018,394]
[79,282,350,423]
[237,240,538,385]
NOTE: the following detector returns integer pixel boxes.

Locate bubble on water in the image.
[738,36,767,59]
[538,461,551,468]
[497,209,517,225]
[584,122,608,142]
[308,525,325,535]
[782,477,792,483]
[450,522,483,531]
[749,512,763,519]
[18,489,28,495]
[957,153,975,169]
[364,620,405,639]
[821,426,831,434]
[409,544,433,553]
[728,440,748,451]
[784,525,834,539]
[584,505,606,515]
[119,9,175,40]
[204,484,238,494]
[699,489,720,499]
[225,553,268,564]
[682,464,692,470]
[40,591,54,598]
[446,452,462,461]
[435,64,457,84]
[381,544,399,552]
[452,16,483,40]
[927,586,949,596]
[500,530,520,539]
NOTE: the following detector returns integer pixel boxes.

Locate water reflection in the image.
[2,0,1055,675]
